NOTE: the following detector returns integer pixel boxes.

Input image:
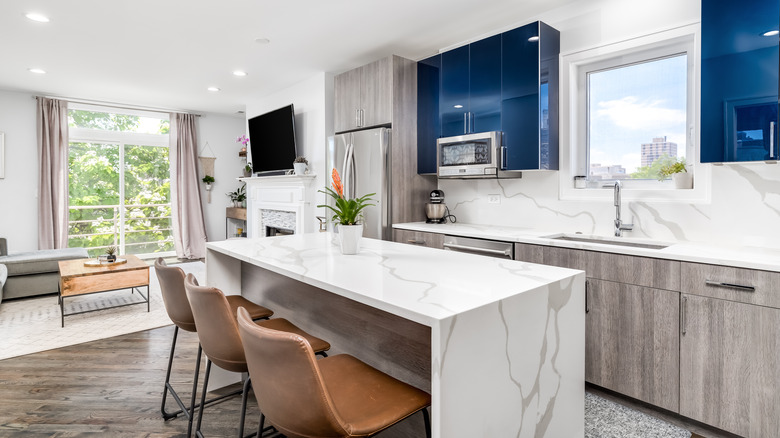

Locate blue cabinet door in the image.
[502,23,541,171]
[417,55,441,175]
[701,0,779,162]
[441,45,470,137]
[469,35,502,133]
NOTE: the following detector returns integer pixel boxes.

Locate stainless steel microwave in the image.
[437,131,503,178]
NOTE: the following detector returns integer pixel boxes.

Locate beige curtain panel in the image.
[37,97,69,250]
[170,113,207,259]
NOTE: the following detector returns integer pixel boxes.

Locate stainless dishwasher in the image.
[442,235,514,259]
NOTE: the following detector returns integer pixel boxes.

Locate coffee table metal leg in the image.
[147,285,150,312]
[59,284,64,328]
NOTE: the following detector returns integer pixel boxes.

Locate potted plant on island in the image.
[293,156,308,175]
[658,157,692,189]
[317,169,375,254]
[227,184,246,208]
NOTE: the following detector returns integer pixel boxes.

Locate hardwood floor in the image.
[0,324,742,438]
[0,325,261,437]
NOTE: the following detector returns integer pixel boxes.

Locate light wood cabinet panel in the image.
[334,58,392,133]
[586,278,680,412]
[334,68,361,133]
[543,247,680,291]
[360,57,392,128]
[392,229,443,250]
[514,242,544,264]
[681,262,780,309]
[680,294,780,437]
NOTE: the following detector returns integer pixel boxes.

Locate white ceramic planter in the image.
[338,224,363,254]
[672,172,693,189]
[293,162,307,175]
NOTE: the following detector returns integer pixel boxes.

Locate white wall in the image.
[244,73,334,233]
[439,0,780,249]
[196,112,246,242]
[0,89,40,253]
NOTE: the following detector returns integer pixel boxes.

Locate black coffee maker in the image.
[425,190,447,223]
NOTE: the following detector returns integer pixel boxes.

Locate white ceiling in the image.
[0,0,578,116]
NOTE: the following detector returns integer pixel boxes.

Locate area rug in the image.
[585,392,691,438]
[0,261,204,361]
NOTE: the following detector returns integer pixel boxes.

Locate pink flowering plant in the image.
[236,135,250,146]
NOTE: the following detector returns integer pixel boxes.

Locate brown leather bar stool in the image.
[236,306,432,438]
[184,273,330,438]
[154,258,273,437]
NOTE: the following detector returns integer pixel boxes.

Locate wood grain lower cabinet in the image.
[392,229,444,249]
[586,278,680,412]
[680,294,780,437]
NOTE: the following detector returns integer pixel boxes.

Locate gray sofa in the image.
[0,238,89,304]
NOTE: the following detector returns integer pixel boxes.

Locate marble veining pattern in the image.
[394,221,780,273]
[206,235,585,438]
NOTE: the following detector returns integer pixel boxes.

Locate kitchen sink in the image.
[543,234,671,250]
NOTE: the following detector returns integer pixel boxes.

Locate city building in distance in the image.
[641,136,677,167]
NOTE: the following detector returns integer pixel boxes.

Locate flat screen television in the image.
[247,104,298,175]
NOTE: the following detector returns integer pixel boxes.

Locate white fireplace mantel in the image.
[240,174,317,238]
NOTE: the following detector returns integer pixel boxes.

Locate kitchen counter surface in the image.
[205,233,582,326]
[205,233,585,437]
[393,222,780,272]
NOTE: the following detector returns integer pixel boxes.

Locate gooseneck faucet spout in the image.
[603,180,633,237]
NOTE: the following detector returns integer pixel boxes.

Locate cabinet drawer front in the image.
[681,262,780,308]
[392,229,443,249]
[543,247,680,291]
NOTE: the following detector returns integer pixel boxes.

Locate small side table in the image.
[226,207,247,238]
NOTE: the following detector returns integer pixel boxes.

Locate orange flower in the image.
[331,168,344,198]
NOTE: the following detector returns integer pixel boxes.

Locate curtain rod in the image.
[35,95,203,117]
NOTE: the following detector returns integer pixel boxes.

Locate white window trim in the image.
[67,104,174,258]
[560,23,711,203]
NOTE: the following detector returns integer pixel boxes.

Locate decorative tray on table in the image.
[84,258,128,267]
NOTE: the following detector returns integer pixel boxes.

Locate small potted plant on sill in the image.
[317,169,375,254]
[293,156,308,175]
[227,184,246,208]
[658,157,692,189]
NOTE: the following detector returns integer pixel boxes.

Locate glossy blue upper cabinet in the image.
[417,55,441,175]
[441,45,470,137]
[502,22,560,170]
[469,35,502,133]
[701,0,780,162]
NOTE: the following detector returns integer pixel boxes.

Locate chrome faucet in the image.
[603,181,633,237]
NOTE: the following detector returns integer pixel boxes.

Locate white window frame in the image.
[68,103,173,258]
[560,23,710,203]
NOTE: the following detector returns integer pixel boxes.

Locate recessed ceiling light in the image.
[233,70,247,77]
[453,104,463,109]
[207,87,220,92]
[762,30,779,37]
[255,38,270,44]
[25,13,50,23]
[528,36,540,42]
[28,68,46,74]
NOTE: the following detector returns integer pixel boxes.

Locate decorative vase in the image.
[338,224,363,254]
[672,172,693,189]
[233,200,242,208]
[243,169,252,177]
[294,162,307,175]
[106,255,116,263]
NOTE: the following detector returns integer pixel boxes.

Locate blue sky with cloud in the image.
[588,54,687,173]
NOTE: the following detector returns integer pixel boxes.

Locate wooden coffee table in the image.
[58,254,150,327]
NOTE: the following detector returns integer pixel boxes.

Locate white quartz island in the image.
[206,233,585,438]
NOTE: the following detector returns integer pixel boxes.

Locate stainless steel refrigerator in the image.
[327,127,391,240]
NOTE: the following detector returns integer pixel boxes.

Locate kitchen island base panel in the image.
[434,277,585,437]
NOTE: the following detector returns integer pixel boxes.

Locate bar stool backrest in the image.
[183,274,247,373]
[154,258,196,332]
[237,307,349,437]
